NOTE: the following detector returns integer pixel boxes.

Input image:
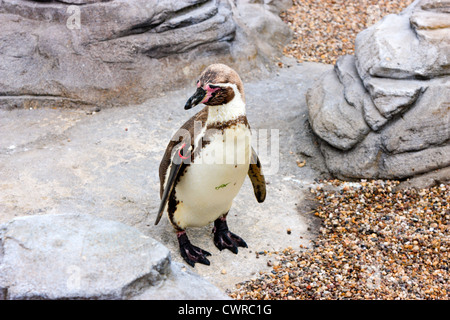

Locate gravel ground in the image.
[227,1,450,300]
[228,180,449,299]
[280,0,415,64]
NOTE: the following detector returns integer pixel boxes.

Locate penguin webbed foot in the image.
[177,231,211,267]
[213,217,248,254]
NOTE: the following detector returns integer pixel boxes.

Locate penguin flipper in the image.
[156,108,208,227]
[248,147,266,203]
[155,151,186,226]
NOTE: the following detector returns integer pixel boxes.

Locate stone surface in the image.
[380,78,450,154]
[319,132,382,180]
[382,144,450,179]
[0,0,292,110]
[410,0,450,43]
[334,55,389,131]
[334,55,367,109]
[362,94,388,132]
[395,166,450,190]
[307,68,370,151]
[0,213,229,299]
[132,262,230,300]
[355,0,450,80]
[306,0,450,181]
[0,62,330,293]
[364,77,424,119]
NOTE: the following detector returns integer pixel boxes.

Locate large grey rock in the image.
[381,78,450,154]
[364,77,425,119]
[362,94,388,132]
[396,166,450,190]
[382,144,450,179]
[306,0,450,181]
[410,0,450,43]
[132,262,230,300]
[0,213,228,300]
[0,0,292,110]
[319,132,382,180]
[230,0,293,59]
[335,55,389,131]
[307,68,370,151]
[335,55,367,109]
[355,0,450,80]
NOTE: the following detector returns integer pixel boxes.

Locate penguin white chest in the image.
[173,124,251,228]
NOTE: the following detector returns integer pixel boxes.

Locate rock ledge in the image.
[0,213,228,300]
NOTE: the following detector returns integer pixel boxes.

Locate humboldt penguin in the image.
[155,64,266,267]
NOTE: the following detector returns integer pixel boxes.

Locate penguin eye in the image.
[209,84,220,90]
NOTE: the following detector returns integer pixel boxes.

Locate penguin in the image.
[155,63,266,267]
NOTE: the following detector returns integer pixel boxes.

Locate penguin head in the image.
[184,64,245,110]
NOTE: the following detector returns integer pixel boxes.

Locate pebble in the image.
[228,180,449,300]
[280,0,414,64]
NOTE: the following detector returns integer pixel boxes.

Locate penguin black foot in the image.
[213,216,248,254]
[177,231,211,267]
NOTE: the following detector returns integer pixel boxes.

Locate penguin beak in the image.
[185,87,206,110]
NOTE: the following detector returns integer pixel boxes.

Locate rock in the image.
[306,0,450,181]
[334,55,367,109]
[381,78,450,154]
[132,262,230,300]
[307,68,370,151]
[382,144,450,179]
[0,0,291,110]
[319,132,382,180]
[230,0,292,59]
[320,122,450,181]
[364,77,425,119]
[410,0,450,43]
[334,55,389,131]
[395,167,450,190]
[362,94,388,132]
[0,213,228,300]
[355,0,449,80]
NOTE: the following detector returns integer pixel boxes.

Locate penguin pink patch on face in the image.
[201,84,220,104]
